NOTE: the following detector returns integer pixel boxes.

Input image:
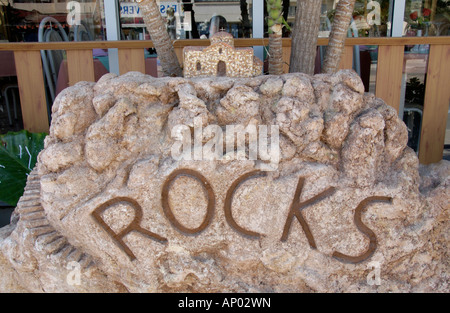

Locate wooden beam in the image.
[0,40,156,51]
[13,50,49,133]
[339,45,354,70]
[118,48,146,75]
[174,46,184,68]
[66,49,95,86]
[419,44,450,164]
[1,37,450,52]
[375,45,404,112]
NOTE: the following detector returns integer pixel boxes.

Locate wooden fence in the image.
[0,36,449,164]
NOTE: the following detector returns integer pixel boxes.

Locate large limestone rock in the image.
[0,70,448,292]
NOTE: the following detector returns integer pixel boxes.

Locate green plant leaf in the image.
[0,130,47,206]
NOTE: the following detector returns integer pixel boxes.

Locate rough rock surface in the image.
[0,70,448,292]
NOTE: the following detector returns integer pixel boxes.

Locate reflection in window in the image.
[319,0,393,38]
[117,0,254,40]
[0,0,105,42]
[404,0,449,37]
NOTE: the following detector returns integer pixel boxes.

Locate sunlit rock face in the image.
[1,70,448,293]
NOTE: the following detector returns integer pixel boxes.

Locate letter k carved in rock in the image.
[280,177,336,248]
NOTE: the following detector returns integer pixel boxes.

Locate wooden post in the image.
[174,46,184,69]
[118,48,146,75]
[13,50,49,133]
[339,45,354,70]
[66,49,95,86]
[419,44,450,164]
[375,45,404,113]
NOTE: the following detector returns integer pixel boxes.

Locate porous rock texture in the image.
[0,70,448,292]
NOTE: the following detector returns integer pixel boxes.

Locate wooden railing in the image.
[0,36,449,164]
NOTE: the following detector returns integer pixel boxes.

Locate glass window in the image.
[194,0,252,38]
[403,0,449,36]
[118,0,254,40]
[318,0,394,38]
[119,1,147,40]
[0,0,105,42]
[283,0,450,39]
[400,0,450,154]
[401,50,429,152]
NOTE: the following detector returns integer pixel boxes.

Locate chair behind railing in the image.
[73,21,94,42]
[38,17,69,118]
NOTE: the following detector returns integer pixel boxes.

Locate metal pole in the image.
[252,0,264,62]
[391,1,407,120]
[391,0,406,37]
[104,0,121,75]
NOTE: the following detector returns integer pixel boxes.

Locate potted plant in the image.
[408,7,432,36]
[0,130,46,227]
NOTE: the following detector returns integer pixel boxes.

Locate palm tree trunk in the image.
[322,0,356,74]
[269,26,284,75]
[289,0,321,75]
[137,0,183,77]
[267,0,284,75]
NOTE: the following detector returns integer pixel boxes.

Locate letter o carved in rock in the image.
[161,168,215,235]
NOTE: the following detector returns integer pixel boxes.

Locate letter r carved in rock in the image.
[92,197,167,261]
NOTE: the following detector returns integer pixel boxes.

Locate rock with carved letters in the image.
[0,70,448,292]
